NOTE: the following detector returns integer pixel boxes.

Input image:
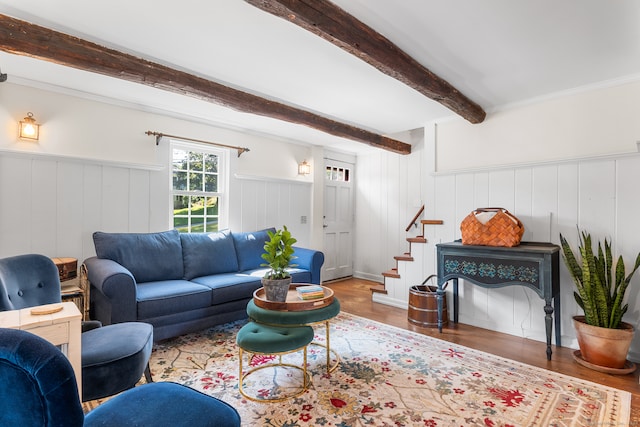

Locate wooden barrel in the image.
[408,284,447,327]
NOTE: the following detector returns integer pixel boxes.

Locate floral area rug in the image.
[91,312,631,426]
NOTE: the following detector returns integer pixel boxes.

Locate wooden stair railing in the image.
[405,205,425,232]
[376,208,443,295]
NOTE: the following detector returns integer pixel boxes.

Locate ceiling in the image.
[1,0,639,154]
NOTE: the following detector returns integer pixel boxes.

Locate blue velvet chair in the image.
[0,328,241,427]
[0,254,153,402]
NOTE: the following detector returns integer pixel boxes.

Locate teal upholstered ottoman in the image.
[236,322,314,402]
[246,298,341,372]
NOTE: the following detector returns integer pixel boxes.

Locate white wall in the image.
[435,79,640,172]
[0,82,318,263]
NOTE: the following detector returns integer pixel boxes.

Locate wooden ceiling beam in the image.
[246,0,487,124]
[0,14,411,155]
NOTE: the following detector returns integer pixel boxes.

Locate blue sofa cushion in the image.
[93,230,184,283]
[191,272,263,305]
[192,268,310,305]
[180,230,239,280]
[136,280,212,319]
[231,228,275,272]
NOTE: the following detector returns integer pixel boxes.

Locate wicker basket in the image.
[460,208,524,247]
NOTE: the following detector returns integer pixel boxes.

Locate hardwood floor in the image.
[325,277,640,421]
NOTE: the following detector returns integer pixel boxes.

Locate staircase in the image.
[372,216,443,309]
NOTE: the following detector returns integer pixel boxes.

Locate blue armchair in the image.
[0,254,153,401]
[0,328,241,427]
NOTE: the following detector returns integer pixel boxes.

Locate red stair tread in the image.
[382,269,400,279]
[370,284,387,294]
[407,236,427,243]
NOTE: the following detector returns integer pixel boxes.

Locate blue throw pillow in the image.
[231,228,275,272]
[180,230,239,280]
[93,230,184,283]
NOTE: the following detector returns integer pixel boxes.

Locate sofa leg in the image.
[144,364,153,383]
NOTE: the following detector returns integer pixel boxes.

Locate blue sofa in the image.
[84,228,324,341]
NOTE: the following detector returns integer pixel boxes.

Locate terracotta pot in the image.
[261,277,292,302]
[573,315,634,369]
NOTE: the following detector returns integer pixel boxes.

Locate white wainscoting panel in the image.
[56,161,84,257]
[0,152,170,264]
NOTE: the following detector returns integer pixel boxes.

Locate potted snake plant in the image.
[261,226,297,302]
[560,230,640,371]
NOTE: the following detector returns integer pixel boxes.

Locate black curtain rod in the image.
[145,131,250,157]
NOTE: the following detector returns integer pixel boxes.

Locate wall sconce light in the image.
[19,112,40,141]
[298,160,311,175]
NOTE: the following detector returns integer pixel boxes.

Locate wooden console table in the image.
[436,241,560,360]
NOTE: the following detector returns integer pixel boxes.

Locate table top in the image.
[0,302,81,329]
[437,240,559,253]
[253,284,334,311]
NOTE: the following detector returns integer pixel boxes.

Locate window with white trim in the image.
[171,142,225,233]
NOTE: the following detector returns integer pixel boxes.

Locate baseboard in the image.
[353,271,383,283]
[371,293,408,309]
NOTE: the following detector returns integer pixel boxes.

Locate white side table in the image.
[0,302,82,396]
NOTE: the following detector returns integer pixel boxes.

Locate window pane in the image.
[190,217,205,233]
[204,154,218,172]
[210,198,219,215]
[189,172,203,191]
[174,195,189,211]
[188,196,205,233]
[204,217,218,232]
[204,215,217,232]
[172,149,188,171]
[190,196,205,216]
[173,196,189,232]
[204,197,218,213]
[189,152,203,171]
[205,174,218,192]
[204,197,218,232]
[173,216,188,233]
[173,171,187,191]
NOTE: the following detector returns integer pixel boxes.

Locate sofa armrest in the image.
[83,256,138,324]
[292,247,325,284]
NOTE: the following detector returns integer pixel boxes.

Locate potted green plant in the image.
[261,226,297,302]
[560,230,640,371]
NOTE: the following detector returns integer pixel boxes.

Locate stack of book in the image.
[296,285,325,300]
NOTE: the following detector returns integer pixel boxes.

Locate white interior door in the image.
[322,159,354,281]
